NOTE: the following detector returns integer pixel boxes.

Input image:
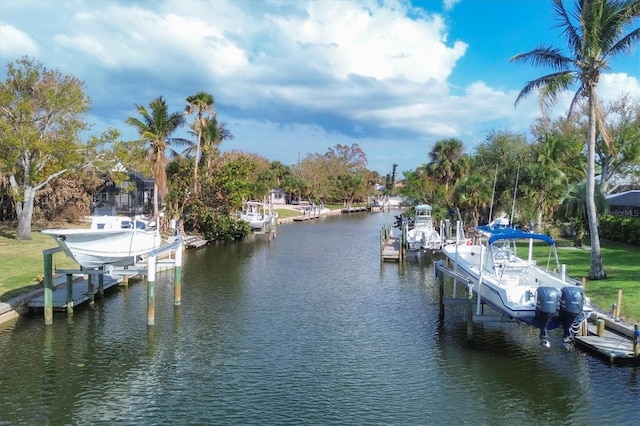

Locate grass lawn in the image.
[0,225,81,302]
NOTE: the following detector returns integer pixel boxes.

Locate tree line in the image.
[1,1,638,280]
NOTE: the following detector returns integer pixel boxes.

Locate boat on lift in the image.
[42,211,162,269]
[442,216,590,347]
[239,200,277,230]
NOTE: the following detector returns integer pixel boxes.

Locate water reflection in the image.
[0,211,638,425]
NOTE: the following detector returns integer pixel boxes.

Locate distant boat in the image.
[41,213,162,269]
[239,200,277,230]
[442,216,590,347]
[405,204,442,251]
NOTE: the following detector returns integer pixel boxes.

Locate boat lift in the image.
[41,238,184,326]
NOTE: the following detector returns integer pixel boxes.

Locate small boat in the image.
[41,213,162,269]
[239,200,277,230]
[442,216,590,347]
[405,204,442,251]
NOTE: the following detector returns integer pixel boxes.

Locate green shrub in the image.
[599,215,640,246]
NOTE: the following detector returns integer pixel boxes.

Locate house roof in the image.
[605,190,640,207]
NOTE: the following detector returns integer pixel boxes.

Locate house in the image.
[605,190,640,219]
[93,166,154,215]
[268,188,286,205]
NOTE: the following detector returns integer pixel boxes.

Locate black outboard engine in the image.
[559,286,585,340]
[536,287,560,347]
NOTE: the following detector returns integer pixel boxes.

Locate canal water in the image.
[0,211,638,425]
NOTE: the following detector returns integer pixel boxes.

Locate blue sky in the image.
[1,0,638,175]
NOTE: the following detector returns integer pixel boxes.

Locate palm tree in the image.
[428,138,467,201]
[455,173,493,227]
[126,96,186,217]
[510,0,639,279]
[201,118,233,173]
[184,91,215,194]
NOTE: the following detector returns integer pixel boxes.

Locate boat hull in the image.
[42,228,161,269]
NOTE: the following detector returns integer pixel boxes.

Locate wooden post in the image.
[436,261,444,321]
[615,289,622,321]
[174,243,182,306]
[467,283,474,340]
[122,265,129,287]
[66,274,74,313]
[634,324,639,358]
[147,255,156,326]
[87,273,95,306]
[597,318,605,337]
[43,250,54,325]
[98,267,104,299]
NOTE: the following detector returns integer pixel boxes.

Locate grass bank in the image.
[1,224,638,324]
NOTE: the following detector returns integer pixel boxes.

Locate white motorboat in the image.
[239,201,277,230]
[405,204,442,251]
[442,217,589,346]
[41,214,162,269]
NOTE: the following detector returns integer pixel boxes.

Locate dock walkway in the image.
[28,274,124,310]
[574,314,639,364]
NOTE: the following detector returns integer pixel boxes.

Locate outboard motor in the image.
[535,287,560,347]
[559,286,585,340]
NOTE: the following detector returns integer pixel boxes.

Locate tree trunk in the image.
[16,187,36,240]
[193,128,202,195]
[153,181,159,218]
[586,97,606,279]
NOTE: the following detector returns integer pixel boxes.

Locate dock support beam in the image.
[98,268,104,299]
[436,261,444,321]
[466,284,474,339]
[174,244,182,306]
[66,274,74,313]
[147,255,156,326]
[87,273,95,306]
[43,250,54,325]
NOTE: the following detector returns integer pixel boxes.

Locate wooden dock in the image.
[380,225,403,262]
[28,274,124,311]
[342,206,368,213]
[574,314,639,365]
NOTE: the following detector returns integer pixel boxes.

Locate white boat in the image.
[405,204,442,251]
[239,201,277,230]
[41,214,162,269]
[442,217,589,346]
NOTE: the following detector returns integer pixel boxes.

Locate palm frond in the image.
[514,71,575,108]
[552,0,582,55]
[510,46,573,70]
[591,91,615,153]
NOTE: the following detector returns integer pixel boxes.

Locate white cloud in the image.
[0,24,40,58]
[598,73,640,101]
[1,0,638,173]
[443,0,461,12]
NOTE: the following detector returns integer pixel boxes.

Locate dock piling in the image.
[174,244,182,306]
[43,249,54,325]
[66,274,74,313]
[147,255,156,326]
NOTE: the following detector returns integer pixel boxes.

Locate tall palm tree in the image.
[428,138,467,201]
[184,92,214,194]
[126,96,186,217]
[510,0,639,279]
[201,118,233,173]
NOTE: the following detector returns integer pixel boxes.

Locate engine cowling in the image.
[535,287,560,345]
[559,286,585,339]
